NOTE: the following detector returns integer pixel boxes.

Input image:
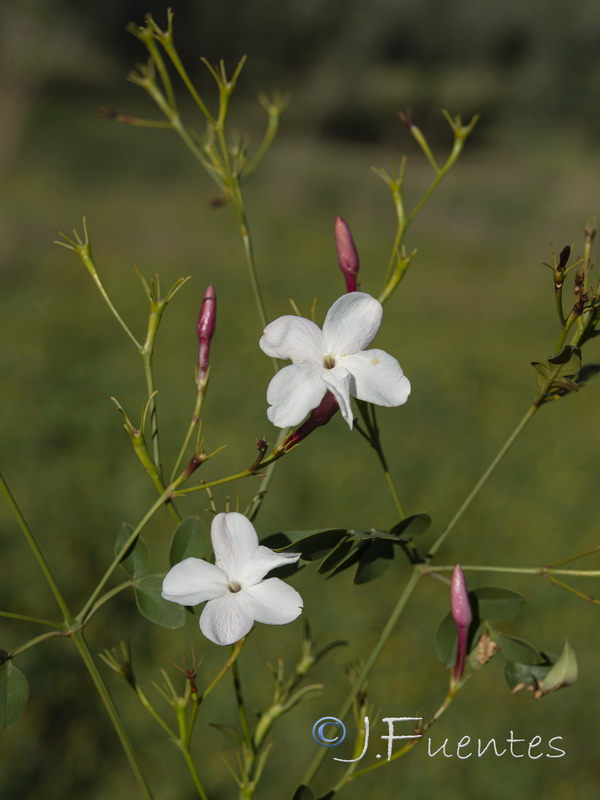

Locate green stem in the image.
[200,640,244,702]
[9,630,67,657]
[301,568,422,787]
[171,383,206,482]
[82,580,134,623]
[427,402,539,559]
[245,430,289,521]
[163,42,214,122]
[424,564,600,578]
[71,630,153,800]
[354,404,406,520]
[232,195,272,338]
[232,653,253,752]
[175,446,289,497]
[406,120,474,226]
[78,488,172,622]
[142,307,163,474]
[57,228,141,351]
[0,472,73,623]
[180,746,208,800]
[0,610,61,627]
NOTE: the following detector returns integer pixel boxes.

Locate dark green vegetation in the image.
[1,2,600,799]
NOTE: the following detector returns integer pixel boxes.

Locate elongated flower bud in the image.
[450,564,472,685]
[283,392,339,452]
[335,216,359,293]
[197,285,216,383]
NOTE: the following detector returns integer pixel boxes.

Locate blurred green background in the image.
[1,0,600,798]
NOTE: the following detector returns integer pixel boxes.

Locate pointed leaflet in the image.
[266,529,348,561]
[170,516,205,566]
[541,641,578,693]
[388,514,431,542]
[532,345,581,400]
[495,633,543,665]
[504,655,555,692]
[114,522,150,579]
[354,539,395,584]
[135,576,186,628]
[0,661,30,729]
[472,587,527,622]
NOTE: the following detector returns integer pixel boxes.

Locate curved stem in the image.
[301,567,422,787]
[9,630,67,657]
[427,403,538,559]
[78,489,172,622]
[82,580,134,623]
[0,472,73,623]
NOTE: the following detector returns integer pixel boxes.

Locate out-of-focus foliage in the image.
[2,2,600,799]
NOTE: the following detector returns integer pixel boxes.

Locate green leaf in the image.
[346,528,390,541]
[170,516,205,566]
[504,657,555,692]
[134,576,186,628]
[532,346,582,400]
[435,611,458,667]
[472,587,527,622]
[276,529,348,561]
[541,641,578,693]
[354,539,395,584]
[389,514,432,542]
[327,545,363,579]
[548,345,582,371]
[208,722,244,745]
[114,522,150,579]
[495,633,543,664]
[317,537,354,574]
[0,661,30,729]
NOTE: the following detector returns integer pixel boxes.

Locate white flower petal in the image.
[323,368,354,428]
[211,512,259,578]
[342,349,412,407]
[260,316,325,361]
[199,594,254,646]
[242,578,304,625]
[238,546,301,585]
[161,558,227,606]
[322,292,382,355]
[266,362,327,427]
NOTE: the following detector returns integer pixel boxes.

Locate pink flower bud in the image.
[450,564,472,685]
[197,285,216,382]
[335,216,359,293]
[283,392,339,451]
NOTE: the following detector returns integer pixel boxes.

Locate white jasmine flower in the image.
[259,292,411,428]
[161,512,303,646]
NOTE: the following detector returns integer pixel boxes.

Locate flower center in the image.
[227,581,242,593]
[323,354,336,369]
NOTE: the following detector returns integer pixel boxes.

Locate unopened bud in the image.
[283,392,339,451]
[450,564,472,685]
[335,216,360,293]
[197,285,216,383]
[557,245,571,272]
